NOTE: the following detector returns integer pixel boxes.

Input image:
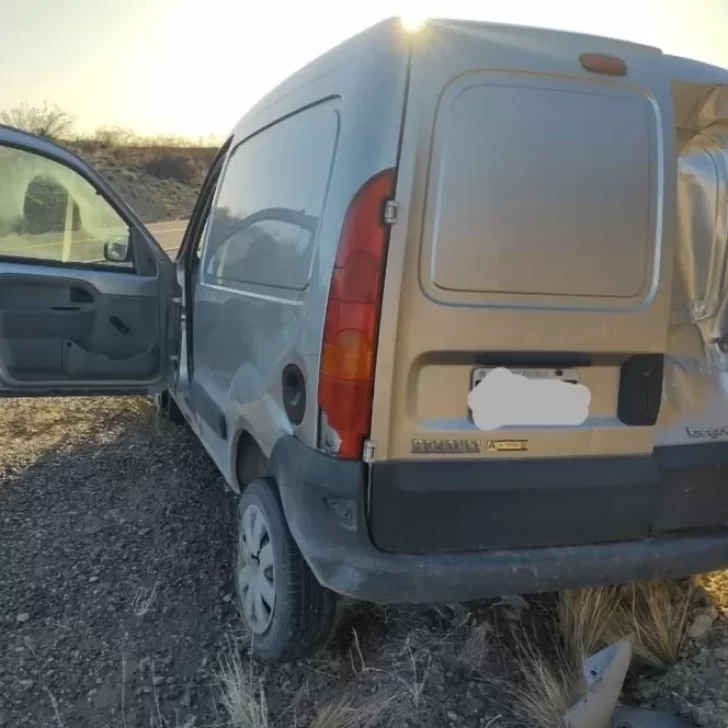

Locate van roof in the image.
[231,16,728,138]
[664,54,728,84]
[231,17,402,136]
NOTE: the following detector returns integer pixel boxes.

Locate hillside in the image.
[67,140,217,223]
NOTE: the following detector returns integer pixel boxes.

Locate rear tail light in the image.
[318,168,395,459]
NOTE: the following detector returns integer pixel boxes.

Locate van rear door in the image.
[371,20,676,464]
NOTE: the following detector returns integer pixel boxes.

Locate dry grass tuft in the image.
[487,638,581,728]
[611,581,694,667]
[457,621,492,673]
[558,580,695,669]
[216,646,268,728]
[308,696,397,728]
[217,645,368,728]
[132,581,159,618]
[493,580,694,726]
[309,699,384,728]
[558,587,623,661]
[310,702,355,728]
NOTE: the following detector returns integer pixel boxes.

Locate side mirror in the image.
[104,235,132,263]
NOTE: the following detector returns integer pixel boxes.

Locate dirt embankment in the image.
[68,142,217,224]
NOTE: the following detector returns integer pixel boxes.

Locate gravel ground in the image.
[0,397,529,728]
[0,397,238,728]
[3,397,728,728]
[633,574,728,727]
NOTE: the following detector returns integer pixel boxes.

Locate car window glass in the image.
[207,218,313,281]
[204,102,339,290]
[0,144,132,269]
[195,214,211,263]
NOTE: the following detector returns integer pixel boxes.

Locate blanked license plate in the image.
[470,367,580,389]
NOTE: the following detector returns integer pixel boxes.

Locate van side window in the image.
[204,102,340,290]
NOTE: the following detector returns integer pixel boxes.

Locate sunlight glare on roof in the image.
[400,14,426,31]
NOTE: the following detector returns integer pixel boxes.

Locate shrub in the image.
[143,153,196,184]
[1,102,74,139]
[94,126,137,148]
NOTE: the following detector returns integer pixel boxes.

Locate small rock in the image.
[19,680,34,691]
[638,680,659,701]
[16,613,30,624]
[693,700,716,727]
[447,711,460,722]
[689,613,715,640]
[88,576,99,583]
[695,606,719,622]
[693,586,713,606]
[714,647,728,661]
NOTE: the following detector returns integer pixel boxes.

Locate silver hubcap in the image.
[237,504,276,634]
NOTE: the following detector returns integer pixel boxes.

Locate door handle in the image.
[109,316,131,334]
[69,287,94,304]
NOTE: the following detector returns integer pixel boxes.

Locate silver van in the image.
[2,17,728,662]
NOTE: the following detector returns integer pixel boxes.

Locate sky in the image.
[1,0,727,139]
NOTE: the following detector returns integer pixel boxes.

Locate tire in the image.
[234,478,337,662]
[153,390,185,425]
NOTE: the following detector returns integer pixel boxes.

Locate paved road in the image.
[148,219,188,256]
[0,219,189,264]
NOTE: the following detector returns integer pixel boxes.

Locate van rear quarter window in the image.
[204,102,340,290]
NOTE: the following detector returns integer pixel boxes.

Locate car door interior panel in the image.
[0,267,163,386]
[0,126,178,394]
[0,266,161,384]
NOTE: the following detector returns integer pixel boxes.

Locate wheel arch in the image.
[234,429,271,493]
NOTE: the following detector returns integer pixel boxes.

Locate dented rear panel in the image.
[657,76,728,447]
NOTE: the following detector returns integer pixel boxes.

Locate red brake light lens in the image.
[318,169,395,459]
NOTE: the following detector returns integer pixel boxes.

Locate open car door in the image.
[0,125,179,396]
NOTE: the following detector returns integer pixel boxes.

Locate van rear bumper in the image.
[270,436,728,604]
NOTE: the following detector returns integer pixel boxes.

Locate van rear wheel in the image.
[234,479,337,662]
